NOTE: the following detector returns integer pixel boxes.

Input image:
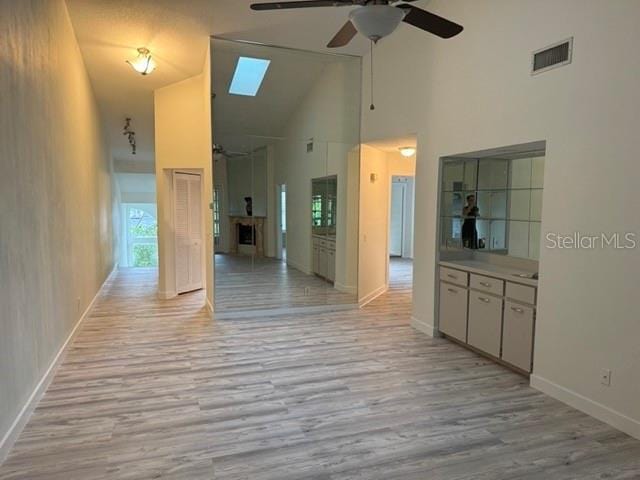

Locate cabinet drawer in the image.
[470,274,504,296]
[439,267,468,287]
[506,282,536,305]
[438,282,468,342]
[467,292,503,357]
[502,301,535,372]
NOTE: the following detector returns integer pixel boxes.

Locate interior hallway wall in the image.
[0,0,116,453]
[154,45,213,307]
[360,0,640,438]
[274,60,360,291]
[358,148,415,302]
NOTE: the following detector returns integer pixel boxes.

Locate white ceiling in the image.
[365,134,418,153]
[65,0,384,165]
[212,38,358,153]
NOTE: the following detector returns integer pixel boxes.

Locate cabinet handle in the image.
[511,306,525,313]
[478,296,490,303]
[479,281,492,287]
[447,273,458,279]
[447,288,458,294]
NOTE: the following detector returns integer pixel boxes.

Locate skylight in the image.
[229,57,271,96]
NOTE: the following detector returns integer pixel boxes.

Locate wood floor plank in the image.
[1,259,639,479]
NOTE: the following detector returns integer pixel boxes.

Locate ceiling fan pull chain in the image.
[370,39,375,111]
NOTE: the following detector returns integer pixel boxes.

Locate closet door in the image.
[174,172,203,294]
[389,182,405,256]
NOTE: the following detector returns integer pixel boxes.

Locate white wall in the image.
[0,0,116,454]
[358,146,390,302]
[274,59,360,290]
[154,49,213,307]
[361,0,640,438]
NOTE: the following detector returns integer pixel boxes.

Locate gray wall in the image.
[0,0,116,445]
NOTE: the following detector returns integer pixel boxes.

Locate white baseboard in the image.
[358,284,388,308]
[334,282,357,295]
[410,316,436,337]
[0,266,117,464]
[286,258,311,276]
[205,297,214,315]
[158,290,177,299]
[530,374,640,440]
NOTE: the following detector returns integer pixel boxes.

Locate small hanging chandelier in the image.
[126,47,156,76]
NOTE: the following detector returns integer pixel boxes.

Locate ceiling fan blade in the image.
[251,1,353,11]
[397,5,463,39]
[327,20,357,48]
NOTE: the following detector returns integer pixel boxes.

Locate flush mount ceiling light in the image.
[399,146,416,157]
[126,47,156,75]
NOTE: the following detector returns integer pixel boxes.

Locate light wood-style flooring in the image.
[214,254,357,313]
[1,266,639,479]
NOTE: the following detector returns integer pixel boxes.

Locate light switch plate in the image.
[600,368,612,386]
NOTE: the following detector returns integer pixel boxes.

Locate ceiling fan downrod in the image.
[369,40,375,110]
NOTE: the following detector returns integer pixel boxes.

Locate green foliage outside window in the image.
[130,223,158,237]
[132,244,158,267]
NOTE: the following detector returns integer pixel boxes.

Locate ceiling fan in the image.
[250,0,463,48]
[213,144,248,158]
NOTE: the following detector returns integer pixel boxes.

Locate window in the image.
[229,57,271,96]
[125,205,158,267]
[311,194,323,227]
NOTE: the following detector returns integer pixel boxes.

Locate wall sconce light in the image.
[370,173,378,183]
[399,146,416,157]
[126,47,156,75]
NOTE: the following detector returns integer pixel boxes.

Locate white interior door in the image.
[389,182,406,257]
[174,172,203,294]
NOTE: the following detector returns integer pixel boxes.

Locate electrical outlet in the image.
[600,368,612,386]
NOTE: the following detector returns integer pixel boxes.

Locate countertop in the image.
[440,259,538,287]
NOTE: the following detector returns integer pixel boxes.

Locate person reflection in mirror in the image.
[462,194,479,249]
[244,197,253,217]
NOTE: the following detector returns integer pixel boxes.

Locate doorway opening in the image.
[388,175,415,291]
[276,184,287,261]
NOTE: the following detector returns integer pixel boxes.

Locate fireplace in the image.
[228,216,265,256]
[237,224,256,246]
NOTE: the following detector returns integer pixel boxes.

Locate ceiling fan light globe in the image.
[348,5,405,42]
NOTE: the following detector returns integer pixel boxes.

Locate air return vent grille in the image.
[531,38,573,75]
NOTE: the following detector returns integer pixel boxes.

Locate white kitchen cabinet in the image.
[438,262,538,374]
[467,292,503,357]
[438,282,468,342]
[312,236,336,283]
[502,301,535,372]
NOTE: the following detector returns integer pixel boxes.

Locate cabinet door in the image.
[327,249,336,282]
[502,301,535,372]
[318,247,328,278]
[438,282,468,342]
[468,293,503,357]
[312,246,320,274]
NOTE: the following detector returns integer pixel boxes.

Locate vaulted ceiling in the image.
[65,0,386,166]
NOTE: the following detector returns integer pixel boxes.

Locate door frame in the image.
[386,175,415,286]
